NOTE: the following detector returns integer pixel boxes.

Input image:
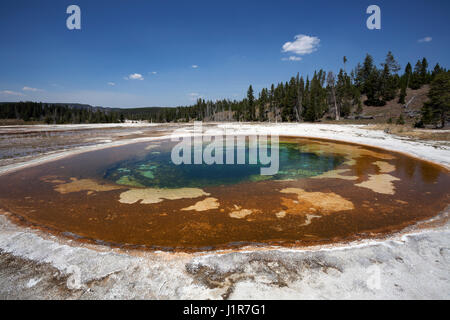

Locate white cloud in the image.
[124,73,144,80]
[22,86,43,92]
[282,56,302,61]
[1,90,24,96]
[282,34,320,55]
[151,71,157,74]
[418,36,432,43]
[191,65,199,69]
[107,82,115,86]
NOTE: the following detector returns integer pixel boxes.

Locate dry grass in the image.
[362,86,430,123]
[365,124,450,141]
[322,86,430,126]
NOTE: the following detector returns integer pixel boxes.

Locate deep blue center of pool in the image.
[104,142,345,188]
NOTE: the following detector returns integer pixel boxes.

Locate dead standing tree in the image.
[327,71,340,120]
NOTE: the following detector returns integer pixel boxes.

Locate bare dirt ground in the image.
[0,122,448,299]
[365,124,450,142]
[319,86,432,127]
[0,123,174,169]
[362,86,430,124]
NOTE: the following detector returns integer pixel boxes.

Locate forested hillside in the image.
[0,102,124,124]
[130,52,448,128]
[153,52,448,127]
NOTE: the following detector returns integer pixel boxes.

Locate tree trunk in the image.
[332,87,339,120]
[298,95,303,122]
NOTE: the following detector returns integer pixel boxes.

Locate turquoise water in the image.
[104,141,345,188]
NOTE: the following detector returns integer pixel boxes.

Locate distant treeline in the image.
[1,52,449,127]
[0,102,124,124]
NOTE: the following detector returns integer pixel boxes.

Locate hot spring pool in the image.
[0,137,448,251]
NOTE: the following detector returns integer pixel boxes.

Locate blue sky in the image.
[0,0,449,108]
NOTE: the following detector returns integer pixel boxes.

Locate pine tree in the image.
[385,52,400,72]
[432,63,444,79]
[360,54,375,90]
[247,85,255,121]
[420,103,434,126]
[420,57,429,84]
[259,88,268,121]
[352,86,363,115]
[365,68,384,106]
[398,83,407,104]
[380,64,396,102]
[404,62,412,88]
[410,60,423,90]
[421,71,450,128]
[297,76,305,121]
[380,51,400,102]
